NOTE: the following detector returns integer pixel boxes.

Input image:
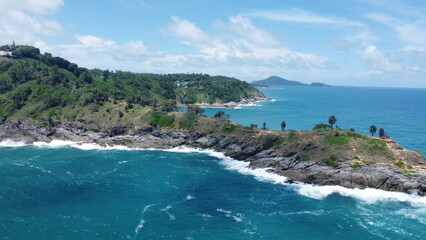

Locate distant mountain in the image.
[251,76,330,87]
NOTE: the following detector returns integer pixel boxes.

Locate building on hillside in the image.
[0,51,13,57]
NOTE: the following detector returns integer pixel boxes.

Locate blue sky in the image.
[1,0,426,87]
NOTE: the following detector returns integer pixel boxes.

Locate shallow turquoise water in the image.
[204,86,426,154]
[1,145,426,239]
[1,86,426,239]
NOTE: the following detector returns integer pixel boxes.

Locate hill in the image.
[0,45,264,127]
[251,76,330,87]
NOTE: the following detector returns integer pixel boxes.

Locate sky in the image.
[1,0,426,88]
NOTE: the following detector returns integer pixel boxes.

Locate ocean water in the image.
[1,86,426,239]
[204,86,426,154]
[1,142,426,240]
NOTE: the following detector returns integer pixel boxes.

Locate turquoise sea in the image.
[1,86,426,239]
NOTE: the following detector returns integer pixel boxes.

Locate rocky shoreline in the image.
[195,97,272,108]
[1,119,426,196]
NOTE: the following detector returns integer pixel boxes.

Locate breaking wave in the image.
[2,139,426,205]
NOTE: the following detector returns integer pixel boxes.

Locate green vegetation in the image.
[260,135,284,149]
[352,162,361,168]
[313,123,331,130]
[300,157,310,162]
[379,128,385,137]
[0,45,264,125]
[325,135,349,145]
[148,111,175,127]
[353,155,360,160]
[223,124,239,134]
[178,114,197,130]
[370,125,377,136]
[394,160,405,168]
[287,130,297,140]
[328,116,337,128]
[323,155,339,167]
[362,160,376,165]
[281,121,286,131]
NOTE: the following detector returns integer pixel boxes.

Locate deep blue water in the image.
[1,86,426,239]
[1,145,426,239]
[204,86,426,154]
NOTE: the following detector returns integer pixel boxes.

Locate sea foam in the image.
[2,139,426,205]
[0,139,27,147]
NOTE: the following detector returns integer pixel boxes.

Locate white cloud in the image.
[0,0,63,44]
[161,16,330,71]
[161,16,210,45]
[247,8,364,28]
[0,0,63,14]
[361,45,402,72]
[216,15,278,46]
[366,13,426,46]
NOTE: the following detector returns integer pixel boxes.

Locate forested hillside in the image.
[0,45,264,126]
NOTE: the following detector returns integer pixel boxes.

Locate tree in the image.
[378,128,385,137]
[214,111,225,119]
[187,104,204,115]
[369,125,377,136]
[281,120,286,131]
[262,122,266,130]
[328,116,337,128]
[349,128,355,132]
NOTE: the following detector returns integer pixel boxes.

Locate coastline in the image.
[195,96,272,109]
[3,139,426,204]
[1,120,426,197]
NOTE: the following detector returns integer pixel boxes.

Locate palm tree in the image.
[369,125,377,136]
[378,128,385,137]
[328,116,337,128]
[262,122,266,130]
[281,121,286,131]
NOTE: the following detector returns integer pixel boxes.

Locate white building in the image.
[0,51,13,57]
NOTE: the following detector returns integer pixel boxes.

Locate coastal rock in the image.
[1,120,426,196]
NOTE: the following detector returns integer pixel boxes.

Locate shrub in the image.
[352,162,361,168]
[324,155,339,167]
[362,160,376,165]
[353,155,360,160]
[313,123,331,130]
[179,114,197,129]
[223,124,239,134]
[394,160,404,168]
[300,157,310,162]
[261,135,284,149]
[287,130,297,140]
[148,111,175,127]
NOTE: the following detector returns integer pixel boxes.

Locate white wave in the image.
[134,219,145,234]
[33,140,132,151]
[296,183,426,206]
[5,140,426,205]
[216,208,244,222]
[0,139,27,147]
[186,194,195,200]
